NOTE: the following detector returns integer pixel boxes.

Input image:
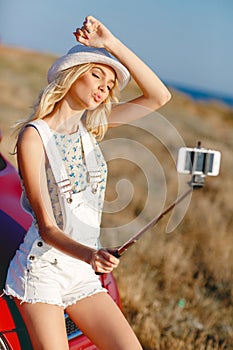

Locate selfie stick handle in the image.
[96,172,205,274]
[115,186,193,257]
[95,187,193,275]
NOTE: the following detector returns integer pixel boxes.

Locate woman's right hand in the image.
[73,16,116,50]
[90,248,120,274]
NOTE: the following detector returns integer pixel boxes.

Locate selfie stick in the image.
[110,176,202,258]
[110,188,192,257]
[96,186,195,274]
[97,141,217,274]
[96,179,199,276]
[110,149,208,259]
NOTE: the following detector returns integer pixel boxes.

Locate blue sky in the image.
[0,0,232,97]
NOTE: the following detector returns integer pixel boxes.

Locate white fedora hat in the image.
[47,44,130,90]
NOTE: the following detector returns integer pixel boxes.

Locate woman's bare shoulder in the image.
[16,125,45,168]
[17,125,42,149]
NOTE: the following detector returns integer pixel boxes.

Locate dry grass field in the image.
[0,45,232,349]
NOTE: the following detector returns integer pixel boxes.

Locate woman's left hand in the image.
[73,15,115,49]
[90,248,120,274]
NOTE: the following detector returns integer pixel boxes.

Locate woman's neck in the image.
[43,100,86,134]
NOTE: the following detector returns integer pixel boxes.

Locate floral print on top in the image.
[46,128,107,229]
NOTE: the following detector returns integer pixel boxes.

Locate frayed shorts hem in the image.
[3,287,107,309]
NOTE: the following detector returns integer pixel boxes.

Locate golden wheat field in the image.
[0,45,233,350]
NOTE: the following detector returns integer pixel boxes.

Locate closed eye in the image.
[92,73,112,91]
[92,73,100,79]
[92,69,115,91]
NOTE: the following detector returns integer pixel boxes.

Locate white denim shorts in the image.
[5,237,107,308]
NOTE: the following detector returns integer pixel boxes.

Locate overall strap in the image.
[27,120,73,203]
[79,122,101,193]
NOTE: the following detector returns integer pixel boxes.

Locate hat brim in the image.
[47,50,130,91]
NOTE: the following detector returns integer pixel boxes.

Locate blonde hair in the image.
[14,63,120,142]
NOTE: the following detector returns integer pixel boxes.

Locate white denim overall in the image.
[5,120,107,307]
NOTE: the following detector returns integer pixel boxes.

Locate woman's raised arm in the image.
[75,15,171,126]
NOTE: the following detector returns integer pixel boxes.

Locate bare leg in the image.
[66,292,142,350]
[15,298,69,350]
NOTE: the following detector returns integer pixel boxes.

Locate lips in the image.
[93,93,102,103]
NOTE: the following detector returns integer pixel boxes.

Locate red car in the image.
[0,149,121,350]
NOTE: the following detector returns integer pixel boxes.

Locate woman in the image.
[5,16,171,350]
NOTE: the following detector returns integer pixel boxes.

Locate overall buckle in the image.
[87,170,102,194]
[57,179,73,203]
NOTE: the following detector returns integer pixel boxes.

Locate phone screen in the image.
[185,151,214,173]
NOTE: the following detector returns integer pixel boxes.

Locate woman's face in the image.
[67,64,116,110]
